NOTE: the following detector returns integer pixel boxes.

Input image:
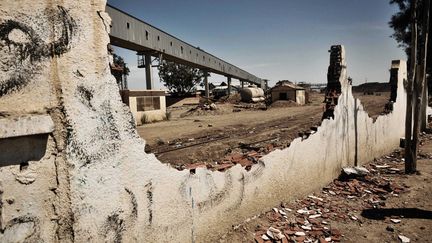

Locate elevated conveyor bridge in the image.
[106,5,265,95]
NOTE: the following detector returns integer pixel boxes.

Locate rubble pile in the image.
[233,103,267,111]
[219,93,242,104]
[180,102,231,117]
[270,100,300,108]
[250,148,416,243]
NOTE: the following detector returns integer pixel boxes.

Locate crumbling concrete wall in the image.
[0,1,407,242]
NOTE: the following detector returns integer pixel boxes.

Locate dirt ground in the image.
[353,92,391,120]
[219,132,432,243]
[137,91,390,170]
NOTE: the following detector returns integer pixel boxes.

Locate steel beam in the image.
[227,76,232,95]
[144,54,153,89]
[106,4,262,86]
[204,72,209,99]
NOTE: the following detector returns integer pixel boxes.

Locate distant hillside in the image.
[352,82,390,93]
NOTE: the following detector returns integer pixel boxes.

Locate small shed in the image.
[120,90,167,125]
[270,80,306,105]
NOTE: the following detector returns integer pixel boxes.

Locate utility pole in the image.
[405,0,418,173]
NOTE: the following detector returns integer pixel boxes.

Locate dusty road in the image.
[137,92,390,169]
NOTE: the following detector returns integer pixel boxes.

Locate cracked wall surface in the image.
[0,0,407,242]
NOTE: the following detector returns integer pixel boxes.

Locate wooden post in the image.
[405,0,418,173]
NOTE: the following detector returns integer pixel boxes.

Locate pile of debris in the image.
[270,100,300,108]
[219,93,242,104]
[248,148,413,242]
[180,102,228,117]
[232,103,268,112]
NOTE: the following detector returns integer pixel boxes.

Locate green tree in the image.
[389,0,431,89]
[158,61,205,95]
[390,0,430,173]
[110,53,130,89]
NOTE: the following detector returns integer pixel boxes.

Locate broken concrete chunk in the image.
[297,209,309,214]
[398,235,410,243]
[301,225,312,231]
[309,214,321,219]
[261,234,270,241]
[342,166,369,176]
[295,231,306,236]
[374,164,390,169]
[308,195,324,201]
[391,219,401,224]
[209,103,218,110]
[266,227,285,240]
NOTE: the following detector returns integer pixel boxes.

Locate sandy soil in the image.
[137,92,390,169]
[353,92,391,120]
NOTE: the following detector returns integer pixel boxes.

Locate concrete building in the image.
[120,90,167,125]
[270,80,306,105]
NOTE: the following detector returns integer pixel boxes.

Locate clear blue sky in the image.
[107,0,406,89]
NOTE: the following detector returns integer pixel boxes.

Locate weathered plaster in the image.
[0,1,407,242]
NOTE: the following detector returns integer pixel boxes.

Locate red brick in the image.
[284,230,296,236]
[214,163,234,171]
[237,158,253,167]
[332,235,342,241]
[231,153,244,161]
[295,236,306,242]
[296,218,305,225]
[319,237,327,243]
[254,234,264,243]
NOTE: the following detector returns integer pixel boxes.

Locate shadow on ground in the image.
[361,208,432,220]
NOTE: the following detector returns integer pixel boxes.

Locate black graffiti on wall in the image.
[0,6,77,96]
[102,188,138,243]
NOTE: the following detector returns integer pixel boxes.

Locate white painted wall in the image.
[296,90,306,105]
[0,1,408,242]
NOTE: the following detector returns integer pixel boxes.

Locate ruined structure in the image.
[322,45,345,120]
[0,1,407,242]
